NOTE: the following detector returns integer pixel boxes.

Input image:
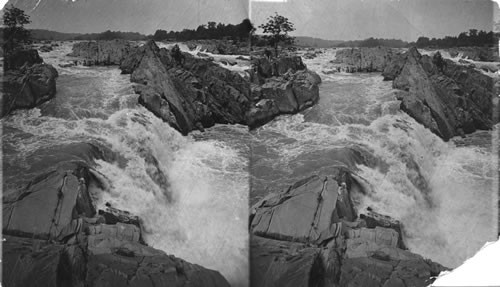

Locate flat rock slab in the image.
[251,175,351,244]
[3,168,94,240]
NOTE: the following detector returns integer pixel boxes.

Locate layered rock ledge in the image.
[250,170,447,287]
[384,47,495,140]
[2,141,230,287]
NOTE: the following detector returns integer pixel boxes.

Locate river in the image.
[1,43,497,286]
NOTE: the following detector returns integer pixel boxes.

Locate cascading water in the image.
[247,49,497,268]
[2,42,249,287]
[3,42,496,286]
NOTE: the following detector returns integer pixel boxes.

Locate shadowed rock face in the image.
[385,47,495,140]
[250,171,447,287]
[4,49,43,70]
[116,40,321,134]
[2,141,231,287]
[1,49,59,117]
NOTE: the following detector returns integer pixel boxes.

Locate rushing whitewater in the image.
[2,43,249,287]
[2,43,496,285]
[247,49,497,268]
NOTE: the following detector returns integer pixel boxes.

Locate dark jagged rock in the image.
[251,236,324,287]
[250,171,447,286]
[247,69,321,129]
[4,49,43,70]
[120,40,321,134]
[387,47,495,140]
[68,40,134,66]
[251,55,307,82]
[2,141,231,286]
[1,63,58,117]
[334,47,398,73]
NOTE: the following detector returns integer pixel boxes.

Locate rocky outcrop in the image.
[333,47,399,73]
[68,40,134,66]
[2,141,230,286]
[120,40,321,134]
[4,48,44,70]
[247,55,321,128]
[250,171,447,287]
[384,47,495,140]
[1,62,58,117]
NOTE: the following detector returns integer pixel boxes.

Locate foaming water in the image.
[248,53,497,268]
[3,44,249,285]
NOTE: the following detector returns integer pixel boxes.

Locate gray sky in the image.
[1,0,496,41]
[252,0,496,41]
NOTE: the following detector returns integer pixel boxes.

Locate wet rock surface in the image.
[385,47,495,140]
[2,141,231,287]
[249,172,447,286]
[1,50,59,117]
[119,40,321,134]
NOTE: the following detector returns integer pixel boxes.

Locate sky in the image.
[0,0,498,41]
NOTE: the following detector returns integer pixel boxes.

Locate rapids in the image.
[1,43,497,286]
[2,42,249,287]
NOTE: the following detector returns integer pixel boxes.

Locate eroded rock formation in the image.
[384,47,495,140]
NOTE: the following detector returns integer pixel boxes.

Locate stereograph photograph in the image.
[0,0,498,286]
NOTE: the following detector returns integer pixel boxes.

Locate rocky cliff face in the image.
[2,141,230,287]
[333,47,399,73]
[1,49,59,117]
[108,40,320,134]
[250,169,447,286]
[68,40,135,66]
[384,47,495,140]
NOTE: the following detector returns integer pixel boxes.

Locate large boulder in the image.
[247,69,321,129]
[251,55,307,82]
[334,47,397,73]
[4,48,43,70]
[387,47,495,140]
[68,40,134,66]
[249,170,447,286]
[1,63,58,117]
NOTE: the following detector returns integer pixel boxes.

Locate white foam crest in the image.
[254,109,495,268]
[4,106,249,285]
[95,109,249,287]
[355,115,496,268]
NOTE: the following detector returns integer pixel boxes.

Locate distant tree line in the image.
[413,29,497,48]
[73,30,147,41]
[335,37,409,48]
[152,19,253,42]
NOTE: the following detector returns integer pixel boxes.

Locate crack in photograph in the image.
[0,0,499,286]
